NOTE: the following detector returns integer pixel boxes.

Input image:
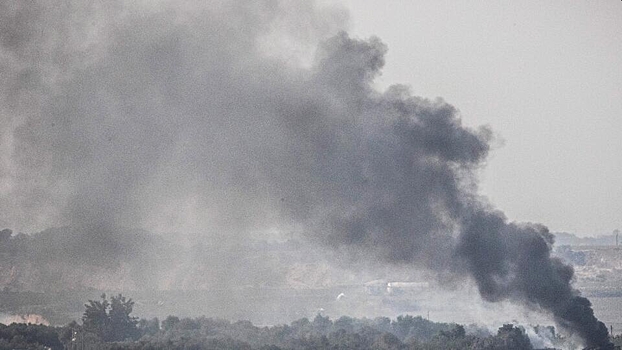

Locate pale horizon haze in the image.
[339,0,622,236]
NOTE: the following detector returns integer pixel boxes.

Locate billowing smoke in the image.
[0,0,611,347]
[458,210,611,348]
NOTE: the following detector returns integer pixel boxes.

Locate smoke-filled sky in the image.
[2,1,620,236]
[1,1,618,346]
[340,0,622,236]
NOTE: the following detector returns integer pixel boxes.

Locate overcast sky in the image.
[337,0,622,235]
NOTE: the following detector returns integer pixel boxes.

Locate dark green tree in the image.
[82,293,139,342]
[161,315,180,331]
[137,317,159,336]
[109,294,139,341]
[438,324,466,340]
[496,324,532,350]
[82,293,110,340]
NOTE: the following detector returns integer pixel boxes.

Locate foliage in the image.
[98,315,544,350]
[137,317,159,336]
[0,301,591,350]
[82,293,139,342]
[0,323,64,350]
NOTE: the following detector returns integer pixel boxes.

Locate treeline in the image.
[0,323,64,350]
[0,293,620,349]
[109,315,535,350]
[4,315,622,349]
[0,313,587,350]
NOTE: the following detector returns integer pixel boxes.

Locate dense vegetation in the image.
[108,315,537,350]
[0,293,600,350]
[0,314,540,349]
[1,293,622,349]
[0,323,64,350]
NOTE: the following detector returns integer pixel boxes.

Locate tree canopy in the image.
[82,293,139,342]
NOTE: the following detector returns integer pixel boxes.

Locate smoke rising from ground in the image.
[0,0,611,347]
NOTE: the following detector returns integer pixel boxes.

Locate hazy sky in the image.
[1,1,620,238]
[338,0,622,235]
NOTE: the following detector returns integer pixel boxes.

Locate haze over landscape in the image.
[0,1,621,349]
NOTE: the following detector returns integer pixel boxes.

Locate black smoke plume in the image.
[458,210,611,348]
[0,1,611,347]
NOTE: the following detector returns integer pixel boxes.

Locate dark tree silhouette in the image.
[82,293,139,342]
[82,293,110,340]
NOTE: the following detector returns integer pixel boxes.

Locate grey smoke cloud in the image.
[458,210,610,348]
[0,0,611,347]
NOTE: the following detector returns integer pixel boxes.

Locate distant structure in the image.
[364,280,429,296]
[386,282,429,295]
